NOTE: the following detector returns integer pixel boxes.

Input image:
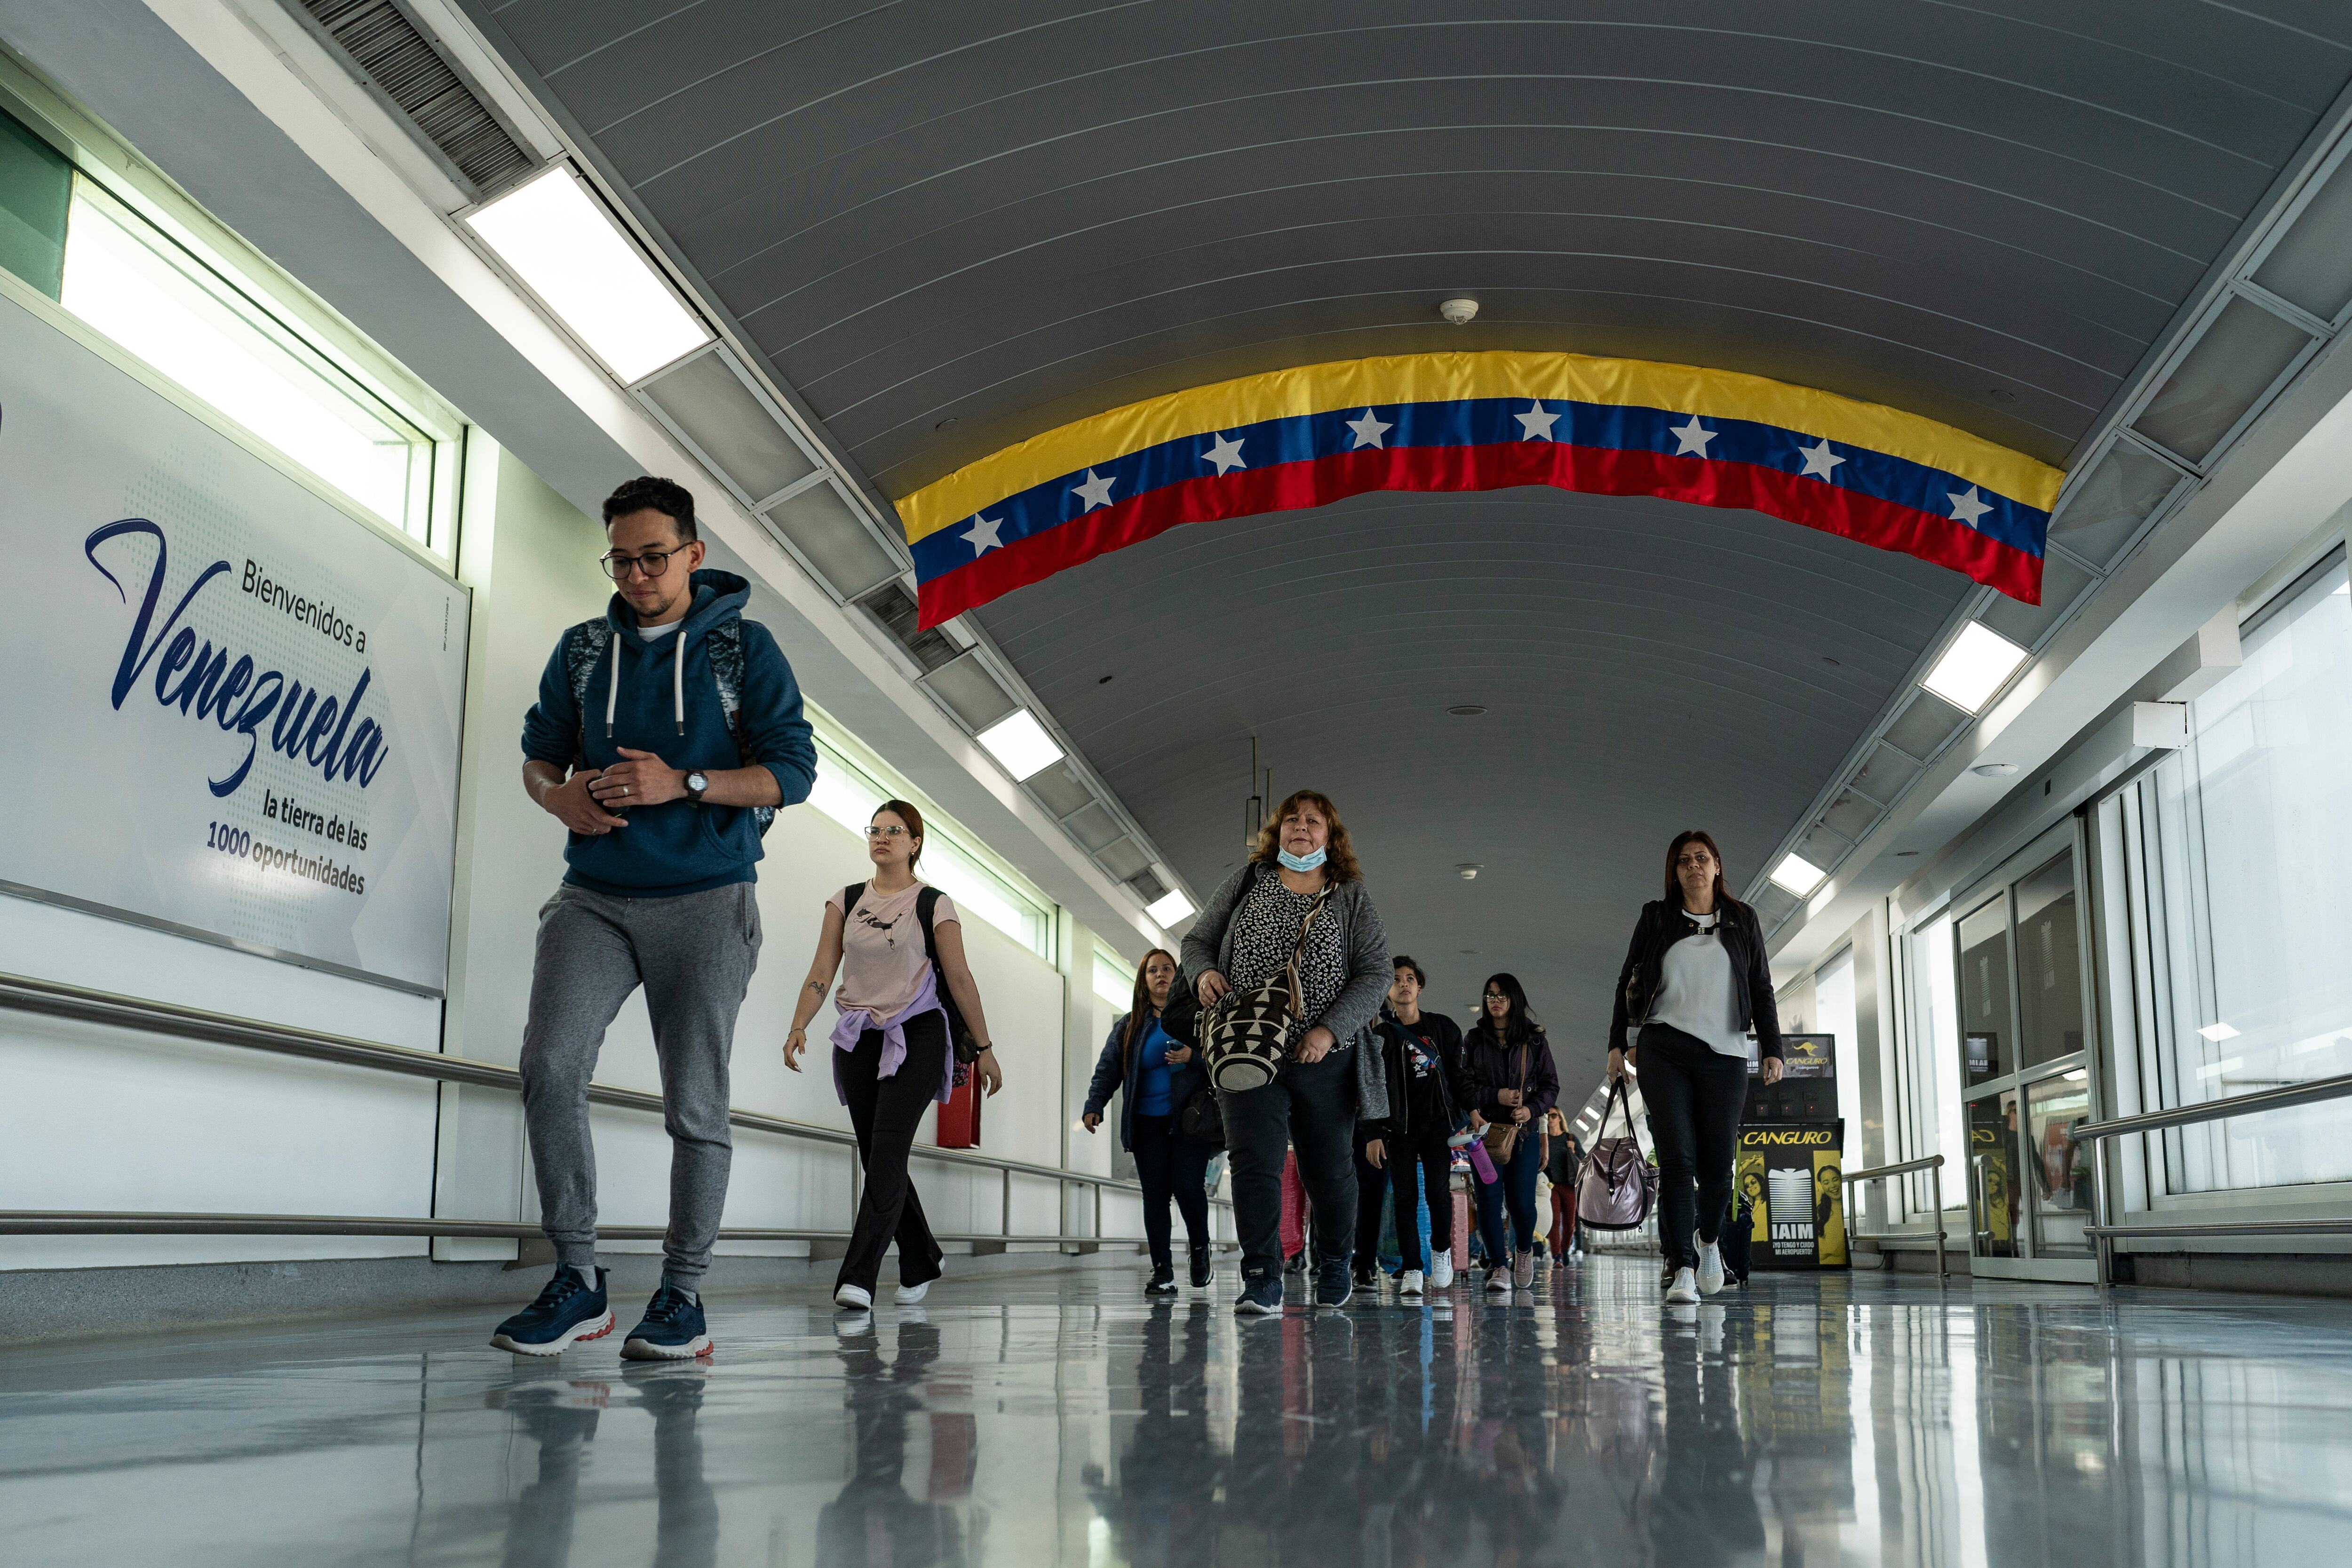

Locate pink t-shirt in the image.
[829,880,959,1024]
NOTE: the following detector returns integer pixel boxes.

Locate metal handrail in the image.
[1840,1154,1947,1280]
[2075,1071,2352,1288]
[0,969,1228,1247]
[0,1212,1179,1248]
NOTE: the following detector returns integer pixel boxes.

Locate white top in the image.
[638,619,683,640]
[1648,909,1748,1057]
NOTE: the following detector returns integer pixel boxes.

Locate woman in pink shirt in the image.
[785,799,1002,1310]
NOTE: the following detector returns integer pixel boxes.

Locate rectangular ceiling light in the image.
[466,166,711,384]
[975,708,1065,781]
[1770,852,1826,897]
[1921,621,2030,715]
[1146,888,1195,926]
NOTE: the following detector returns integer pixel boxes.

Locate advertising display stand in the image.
[1735,1034,1849,1269]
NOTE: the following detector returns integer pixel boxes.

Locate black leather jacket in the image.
[1607,899,1785,1059]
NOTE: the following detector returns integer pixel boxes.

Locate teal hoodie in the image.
[521,569,816,896]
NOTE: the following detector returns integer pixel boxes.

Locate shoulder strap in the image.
[1280,884,1335,1013]
[562,620,613,764]
[842,882,865,920]
[916,885,943,967]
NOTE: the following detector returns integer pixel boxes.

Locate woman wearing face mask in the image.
[1182,790,1392,1316]
[783,800,1004,1312]
[1608,829,1785,1306]
[1082,948,1215,1295]
[1463,973,1560,1296]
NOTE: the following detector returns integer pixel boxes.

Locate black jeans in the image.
[1637,1022,1749,1269]
[1221,1049,1358,1280]
[1375,1122,1455,1271]
[836,1011,948,1294]
[1131,1111,1212,1268]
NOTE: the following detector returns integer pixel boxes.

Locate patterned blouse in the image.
[1224,869,1347,1035]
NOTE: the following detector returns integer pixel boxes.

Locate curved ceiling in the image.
[472,2,2352,1059]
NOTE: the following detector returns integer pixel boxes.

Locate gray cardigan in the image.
[1179,860,1392,1123]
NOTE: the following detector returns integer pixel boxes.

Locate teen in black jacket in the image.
[1607,829,1785,1305]
[1356,956,1469,1294]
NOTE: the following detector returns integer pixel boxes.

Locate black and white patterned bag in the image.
[1203,885,1334,1093]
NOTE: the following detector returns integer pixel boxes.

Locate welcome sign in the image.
[0,288,469,993]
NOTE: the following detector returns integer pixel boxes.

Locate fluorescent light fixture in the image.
[1146,889,1195,926]
[466,167,711,384]
[975,708,1065,780]
[2197,1021,2241,1042]
[1770,852,1826,897]
[1921,621,2030,714]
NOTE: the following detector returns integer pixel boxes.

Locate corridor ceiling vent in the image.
[897,352,2063,629]
[465,167,710,384]
[1921,622,2031,715]
[294,0,535,201]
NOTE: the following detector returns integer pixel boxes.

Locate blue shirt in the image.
[1135,1017,1180,1116]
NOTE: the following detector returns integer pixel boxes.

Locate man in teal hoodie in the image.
[492,476,816,1361]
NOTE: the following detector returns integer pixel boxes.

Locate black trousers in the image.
[1221,1049,1358,1280]
[836,1011,948,1294]
[1638,1022,1749,1269]
[1366,1120,1455,1272]
[1131,1111,1212,1267]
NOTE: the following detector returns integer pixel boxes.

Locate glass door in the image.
[1952,824,2100,1281]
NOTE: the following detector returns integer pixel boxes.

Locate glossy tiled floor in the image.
[7,1255,2352,1566]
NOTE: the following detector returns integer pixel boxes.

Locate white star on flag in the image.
[1947,486,1993,528]
[1796,438,1845,480]
[1071,469,1118,510]
[1515,402,1560,441]
[1200,433,1246,474]
[1668,416,1716,457]
[1344,409,1393,449]
[963,514,1005,555]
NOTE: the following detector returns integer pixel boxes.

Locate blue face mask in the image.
[1277,846,1328,873]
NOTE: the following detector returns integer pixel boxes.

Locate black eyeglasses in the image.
[601,547,682,581]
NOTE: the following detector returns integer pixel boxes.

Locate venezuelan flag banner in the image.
[899,351,2063,629]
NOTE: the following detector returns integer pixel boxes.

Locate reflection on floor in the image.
[6,1255,2352,1565]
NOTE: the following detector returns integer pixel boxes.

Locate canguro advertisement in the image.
[0,287,469,994]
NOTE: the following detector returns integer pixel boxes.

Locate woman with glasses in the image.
[784,800,1002,1311]
[1607,829,1784,1306]
[1182,790,1393,1315]
[1082,948,1215,1294]
[1463,973,1560,1296]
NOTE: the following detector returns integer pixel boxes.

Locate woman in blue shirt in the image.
[1083,948,1213,1294]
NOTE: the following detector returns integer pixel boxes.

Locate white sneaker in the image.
[1429,1249,1455,1290]
[1694,1233,1725,1296]
[1485,1268,1512,1296]
[895,1281,930,1305]
[1664,1267,1700,1306]
[1399,1269,1425,1298]
[833,1283,872,1310]
[1511,1249,1535,1290]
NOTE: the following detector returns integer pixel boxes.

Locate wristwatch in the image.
[683,770,709,804]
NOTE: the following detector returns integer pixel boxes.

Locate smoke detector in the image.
[1438,297,1479,326]
[1458,864,1482,880]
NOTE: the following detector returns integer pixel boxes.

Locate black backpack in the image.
[843,883,981,1068]
[563,617,776,836]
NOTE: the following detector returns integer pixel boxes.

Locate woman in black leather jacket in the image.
[1607,829,1785,1305]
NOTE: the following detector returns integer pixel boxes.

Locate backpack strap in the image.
[706,619,778,837]
[561,619,613,768]
[842,882,866,922]
[915,885,943,969]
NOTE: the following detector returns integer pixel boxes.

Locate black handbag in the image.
[1178,1085,1226,1148]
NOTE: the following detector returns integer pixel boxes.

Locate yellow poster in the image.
[1737,1122,1848,1269]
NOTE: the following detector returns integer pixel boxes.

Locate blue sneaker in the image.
[1234,1273,1283,1316]
[1316,1256,1354,1307]
[491,1267,613,1355]
[621,1284,714,1361]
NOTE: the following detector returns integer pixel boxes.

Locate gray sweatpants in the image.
[519,882,762,1289]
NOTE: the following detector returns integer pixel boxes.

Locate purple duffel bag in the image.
[1577,1079,1657,1231]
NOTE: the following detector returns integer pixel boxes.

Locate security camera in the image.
[1438,297,1479,326]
